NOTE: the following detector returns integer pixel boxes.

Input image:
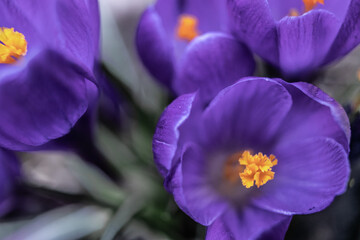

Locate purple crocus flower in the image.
[228,0,360,80]
[0,148,21,217]
[153,76,350,239]
[0,0,100,151]
[136,0,255,101]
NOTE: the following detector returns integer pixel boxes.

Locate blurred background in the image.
[1,0,360,239]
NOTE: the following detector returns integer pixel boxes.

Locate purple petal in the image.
[320,0,351,23]
[180,0,228,33]
[267,0,303,20]
[211,206,291,239]
[206,218,233,240]
[174,33,255,103]
[276,80,350,153]
[154,0,179,39]
[206,213,291,240]
[0,3,36,43]
[227,0,278,65]
[278,10,340,77]
[253,137,350,215]
[55,0,100,69]
[155,0,228,39]
[0,50,91,150]
[292,81,350,152]
[200,78,292,151]
[325,0,360,64]
[0,0,99,70]
[164,159,193,219]
[181,143,229,226]
[136,6,175,89]
[153,93,197,177]
[257,215,292,240]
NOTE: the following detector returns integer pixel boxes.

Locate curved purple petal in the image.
[227,0,278,65]
[136,6,175,89]
[153,93,197,177]
[164,158,193,220]
[153,0,180,39]
[278,10,341,78]
[219,206,291,240]
[155,0,228,40]
[253,137,350,215]
[200,78,292,150]
[0,1,42,51]
[325,0,360,64]
[275,80,350,153]
[206,218,233,240]
[267,0,303,20]
[180,143,229,226]
[181,0,228,33]
[0,0,99,71]
[257,214,292,240]
[0,50,92,150]
[55,0,100,69]
[206,213,291,240]
[320,0,351,23]
[292,81,351,152]
[174,33,255,103]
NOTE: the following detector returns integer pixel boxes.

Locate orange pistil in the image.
[0,27,27,64]
[303,0,324,12]
[176,14,199,42]
[239,151,278,188]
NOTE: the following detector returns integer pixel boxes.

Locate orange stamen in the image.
[303,0,324,12]
[239,151,277,188]
[176,14,199,42]
[0,27,27,64]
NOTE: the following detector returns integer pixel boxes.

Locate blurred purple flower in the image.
[0,149,20,217]
[228,0,360,79]
[0,0,100,151]
[136,0,255,100]
[153,77,350,239]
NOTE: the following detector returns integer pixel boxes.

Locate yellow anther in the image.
[0,27,27,64]
[239,151,277,188]
[176,14,199,42]
[303,0,324,12]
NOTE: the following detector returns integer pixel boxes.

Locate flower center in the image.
[0,27,27,64]
[223,151,278,189]
[239,151,278,188]
[303,0,324,12]
[176,14,199,42]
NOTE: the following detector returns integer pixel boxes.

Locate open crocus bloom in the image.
[228,0,359,80]
[0,149,20,217]
[153,77,350,239]
[0,0,100,150]
[136,0,255,98]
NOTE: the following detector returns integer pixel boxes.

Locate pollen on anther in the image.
[176,14,199,42]
[238,151,277,188]
[303,0,324,12]
[0,27,27,64]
